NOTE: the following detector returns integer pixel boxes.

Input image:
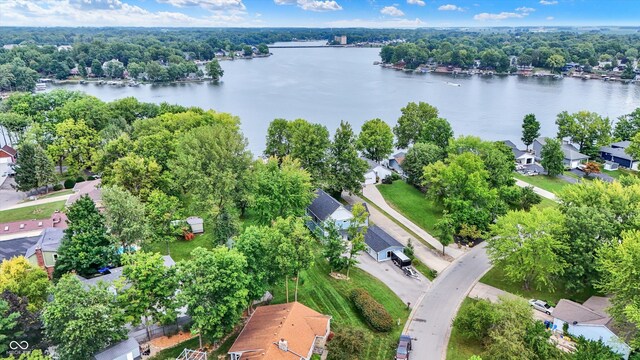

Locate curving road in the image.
[405,243,492,360]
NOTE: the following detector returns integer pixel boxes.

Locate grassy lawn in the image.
[602,168,638,180]
[144,234,214,262]
[38,189,74,199]
[412,257,437,280]
[535,197,558,210]
[0,200,66,223]
[270,245,410,360]
[447,297,484,360]
[377,181,443,237]
[480,267,597,306]
[513,173,569,194]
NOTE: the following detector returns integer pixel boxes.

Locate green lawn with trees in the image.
[270,246,410,360]
[377,180,443,236]
[446,298,483,360]
[0,200,66,223]
[513,173,569,194]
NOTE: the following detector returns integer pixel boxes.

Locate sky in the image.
[0,0,638,28]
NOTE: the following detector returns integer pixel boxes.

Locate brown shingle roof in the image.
[1,145,17,157]
[228,302,331,360]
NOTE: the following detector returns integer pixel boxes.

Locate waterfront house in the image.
[600,141,639,170]
[25,227,65,278]
[552,296,631,359]
[306,189,357,238]
[228,302,331,360]
[533,137,589,169]
[502,140,535,165]
[363,158,393,185]
[364,225,406,263]
[382,151,407,176]
[0,145,17,163]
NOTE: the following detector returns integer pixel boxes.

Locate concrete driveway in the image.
[0,176,25,210]
[469,282,553,323]
[356,253,429,305]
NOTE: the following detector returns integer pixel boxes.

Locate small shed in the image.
[186,217,204,234]
[364,225,405,262]
[604,161,619,171]
[94,337,141,360]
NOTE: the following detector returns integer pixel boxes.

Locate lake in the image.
[48,41,640,154]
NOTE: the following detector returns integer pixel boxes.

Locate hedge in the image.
[53,184,63,191]
[75,176,85,183]
[63,179,76,189]
[350,288,394,332]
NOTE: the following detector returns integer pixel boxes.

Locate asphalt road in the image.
[405,243,492,360]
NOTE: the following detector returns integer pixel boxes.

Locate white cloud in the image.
[539,0,558,4]
[298,0,342,12]
[546,16,554,20]
[157,0,246,10]
[274,0,342,12]
[325,17,424,28]
[407,0,425,6]
[473,11,525,20]
[438,4,463,11]
[380,5,404,17]
[515,6,535,13]
[0,0,257,27]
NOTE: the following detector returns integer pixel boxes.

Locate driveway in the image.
[514,179,557,201]
[568,168,614,183]
[0,176,25,210]
[0,235,40,261]
[405,243,492,360]
[356,253,429,305]
[469,282,553,323]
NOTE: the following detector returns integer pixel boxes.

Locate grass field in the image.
[270,246,410,360]
[535,197,558,209]
[480,267,597,306]
[0,200,66,223]
[144,234,213,262]
[602,168,638,180]
[37,189,74,199]
[513,173,569,194]
[377,181,443,237]
[446,298,484,360]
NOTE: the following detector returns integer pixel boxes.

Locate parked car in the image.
[529,299,554,315]
[395,334,412,360]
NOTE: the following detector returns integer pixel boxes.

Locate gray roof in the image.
[94,337,139,360]
[25,227,64,258]
[186,216,203,225]
[553,298,610,326]
[537,137,589,161]
[364,158,380,172]
[364,225,404,253]
[600,146,637,161]
[611,140,631,148]
[307,189,342,222]
[502,140,527,159]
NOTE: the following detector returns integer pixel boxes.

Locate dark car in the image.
[395,334,412,360]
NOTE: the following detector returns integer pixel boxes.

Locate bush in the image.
[53,184,63,191]
[326,327,365,360]
[391,172,402,181]
[452,299,497,342]
[381,174,394,184]
[63,179,76,189]
[350,289,394,332]
[87,175,96,180]
[75,176,85,183]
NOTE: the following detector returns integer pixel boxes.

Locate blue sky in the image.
[0,0,638,28]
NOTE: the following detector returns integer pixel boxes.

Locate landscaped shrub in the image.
[381,174,394,184]
[75,176,85,183]
[87,175,96,180]
[391,172,402,181]
[63,179,76,189]
[53,184,63,191]
[350,288,394,332]
[326,327,365,360]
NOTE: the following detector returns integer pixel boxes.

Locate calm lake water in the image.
[49,41,640,154]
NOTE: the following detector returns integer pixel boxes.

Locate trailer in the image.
[391,250,411,269]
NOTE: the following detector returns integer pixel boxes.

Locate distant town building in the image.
[334,35,347,45]
[57,45,73,51]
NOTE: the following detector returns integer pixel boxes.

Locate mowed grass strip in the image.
[513,173,569,194]
[270,246,409,360]
[377,181,443,236]
[0,200,66,223]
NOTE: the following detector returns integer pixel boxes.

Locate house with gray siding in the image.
[533,137,589,169]
[600,141,639,170]
[364,225,405,262]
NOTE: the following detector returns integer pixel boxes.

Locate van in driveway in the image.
[395,334,412,360]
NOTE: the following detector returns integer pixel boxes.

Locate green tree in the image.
[0,291,49,354]
[628,132,640,162]
[205,59,224,81]
[357,118,394,163]
[487,207,567,291]
[521,114,541,151]
[273,217,314,301]
[546,54,565,73]
[53,196,117,279]
[434,211,455,255]
[120,251,179,336]
[288,119,331,183]
[90,59,103,77]
[47,118,99,175]
[107,154,162,199]
[12,143,56,193]
[0,113,30,144]
[235,225,282,305]
[3,350,51,360]
[345,203,368,278]
[145,190,182,255]
[253,157,314,224]
[555,110,612,157]
[402,142,443,185]
[264,118,291,159]
[0,299,19,356]
[329,120,368,195]
[614,108,640,141]
[177,247,249,345]
[571,337,621,360]
[540,138,565,177]
[394,102,439,148]
[484,297,535,360]
[418,117,454,150]
[323,221,347,273]
[452,298,498,342]
[0,257,49,311]
[42,274,127,360]
[102,186,150,252]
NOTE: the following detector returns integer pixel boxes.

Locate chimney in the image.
[278,338,288,351]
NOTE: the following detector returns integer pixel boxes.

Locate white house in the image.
[533,137,589,169]
[363,158,393,185]
[364,225,406,262]
[502,140,535,165]
[306,189,366,238]
[552,297,631,359]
